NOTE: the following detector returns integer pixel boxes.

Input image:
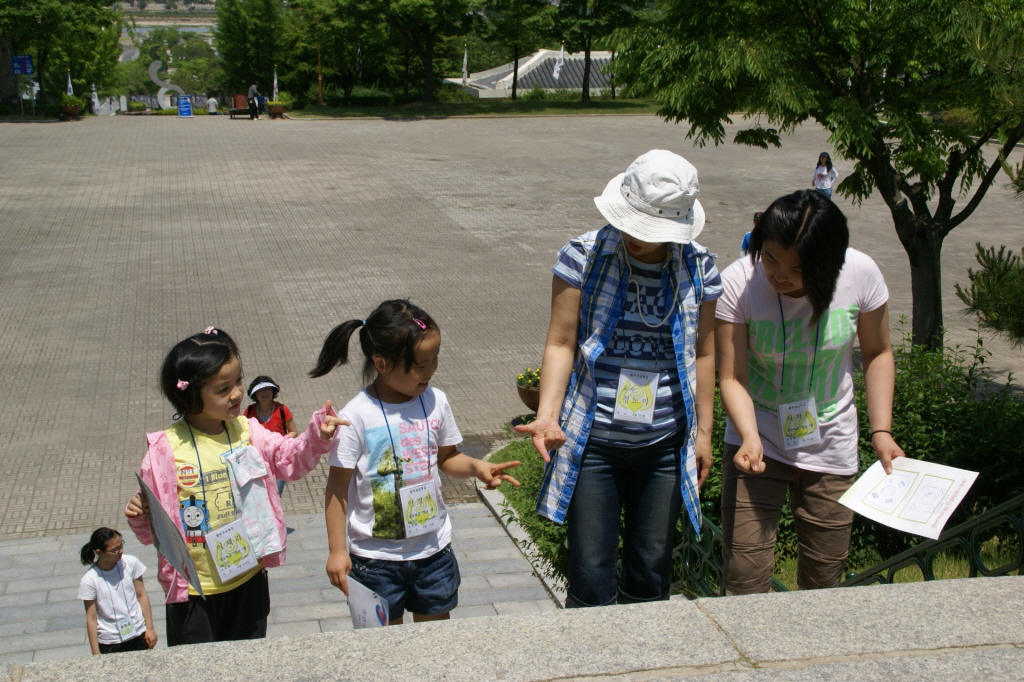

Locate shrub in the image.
[935,107,981,135]
[59,94,84,108]
[494,326,1024,585]
[955,244,1024,348]
[520,82,547,101]
[434,84,474,103]
[126,101,147,112]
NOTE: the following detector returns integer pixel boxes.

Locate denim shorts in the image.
[349,544,460,621]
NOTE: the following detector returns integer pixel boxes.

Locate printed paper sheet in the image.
[347,576,389,629]
[838,458,977,540]
[136,474,205,597]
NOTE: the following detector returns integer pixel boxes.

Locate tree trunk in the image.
[905,222,945,350]
[37,48,48,102]
[422,34,434,102]
[403,43,410,97]
[511,44,519,101]
[610,50,616,99]
[581,37,592,105]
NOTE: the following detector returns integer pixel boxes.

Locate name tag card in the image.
[206,520,258,583]
[778,396,822,450]
[399,480,442,538]
[613,368,658,425]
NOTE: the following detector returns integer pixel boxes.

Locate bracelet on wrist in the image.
[869,429,892,439]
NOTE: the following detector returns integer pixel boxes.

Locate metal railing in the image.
[841,492,1024,586]
[672,502,789,597]
[673,494,1024,598]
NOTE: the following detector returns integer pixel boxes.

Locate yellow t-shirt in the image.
[168,416,262,595]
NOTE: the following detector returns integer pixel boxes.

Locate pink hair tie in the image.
[176,380,189,390]
[203,326,217,335]
[413,318,426,329]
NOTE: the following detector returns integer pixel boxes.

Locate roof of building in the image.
[449,50,615,93]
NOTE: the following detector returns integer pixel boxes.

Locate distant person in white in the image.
[78,527,157,655]
[812,152,840,200]
[207,97,220,115]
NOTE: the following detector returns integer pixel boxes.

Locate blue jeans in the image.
[565,432,684,607]
[349,544,460,621]
[816,188,833,200]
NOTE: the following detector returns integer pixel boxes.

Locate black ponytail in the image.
[80,527,121,566]
[309,300,438,385]
[309,320,366,379]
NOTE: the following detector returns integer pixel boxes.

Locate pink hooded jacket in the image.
[126,408,333,604]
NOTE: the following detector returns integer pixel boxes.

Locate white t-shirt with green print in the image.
[716,249,888,474]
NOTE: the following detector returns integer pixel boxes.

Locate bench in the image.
[229,93,250,119]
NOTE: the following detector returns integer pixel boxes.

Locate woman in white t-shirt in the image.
[812,152,839,199]
[715,189,904,594]
[78,527,157,654]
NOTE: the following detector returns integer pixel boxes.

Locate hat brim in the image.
[593,174,705,244]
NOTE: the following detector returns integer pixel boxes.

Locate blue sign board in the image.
[177,94,193,118]
[11,55,34,76]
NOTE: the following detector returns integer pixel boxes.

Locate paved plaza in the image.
[0,114,1020,543]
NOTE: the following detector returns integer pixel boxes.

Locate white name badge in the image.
[613,368,658,425]
[778,395,822,450]
[206,520,258,583]
[399,480,442,538]
[116,618,137,639]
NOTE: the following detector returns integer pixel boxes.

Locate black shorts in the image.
[165,569,270,646]
[98,633,149,654]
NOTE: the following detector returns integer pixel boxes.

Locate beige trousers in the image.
[721,443,856,594]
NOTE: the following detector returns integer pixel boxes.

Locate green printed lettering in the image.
[754,321,777,354]
[785,350,811,395]
[757,355,779,404]
[814,348,839,401]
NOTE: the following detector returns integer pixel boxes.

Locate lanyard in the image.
[372,389,431,476]
[184,420,235,505]
[621,244,698,330]
[96,562,132,641]
[776,294,822,395]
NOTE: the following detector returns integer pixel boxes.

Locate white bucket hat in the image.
[593,150,706,244]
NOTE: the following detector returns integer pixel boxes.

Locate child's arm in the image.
[134,577,158,649]
[437,446,521,490]
[84,600,100,655]
[324,466,353,595]
[260,401,350,482]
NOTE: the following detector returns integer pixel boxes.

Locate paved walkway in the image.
[1,116,1021,541]
[0,503,555,664]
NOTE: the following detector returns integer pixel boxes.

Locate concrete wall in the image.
[6,576,1023,682]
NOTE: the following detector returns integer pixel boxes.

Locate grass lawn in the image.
[288,98,663,120]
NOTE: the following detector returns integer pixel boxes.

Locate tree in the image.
[555,0,640,105]
[286,0,388,100]
[613,0,1024,349]
[0,0,123,102]
[214,0,290,91]
[373,0,479,102]
[482,0,551,100]
[956,244,1024,348]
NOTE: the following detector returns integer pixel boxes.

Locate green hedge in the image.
[492,328,1024,584]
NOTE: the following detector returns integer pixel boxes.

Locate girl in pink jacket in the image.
[124,327,347,646]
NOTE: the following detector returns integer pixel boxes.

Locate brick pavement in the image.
[0,116,1020,540]
[0,503,555,663]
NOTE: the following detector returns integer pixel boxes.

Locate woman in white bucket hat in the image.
[515,150,722,607]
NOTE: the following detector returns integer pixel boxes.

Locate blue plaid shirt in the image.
[536,227,716,535]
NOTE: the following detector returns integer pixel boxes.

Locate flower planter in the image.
[517,384,540,412]
[267,104,287,119]
[59,105,81,120]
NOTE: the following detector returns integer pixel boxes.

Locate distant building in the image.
[445,49,615,99]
